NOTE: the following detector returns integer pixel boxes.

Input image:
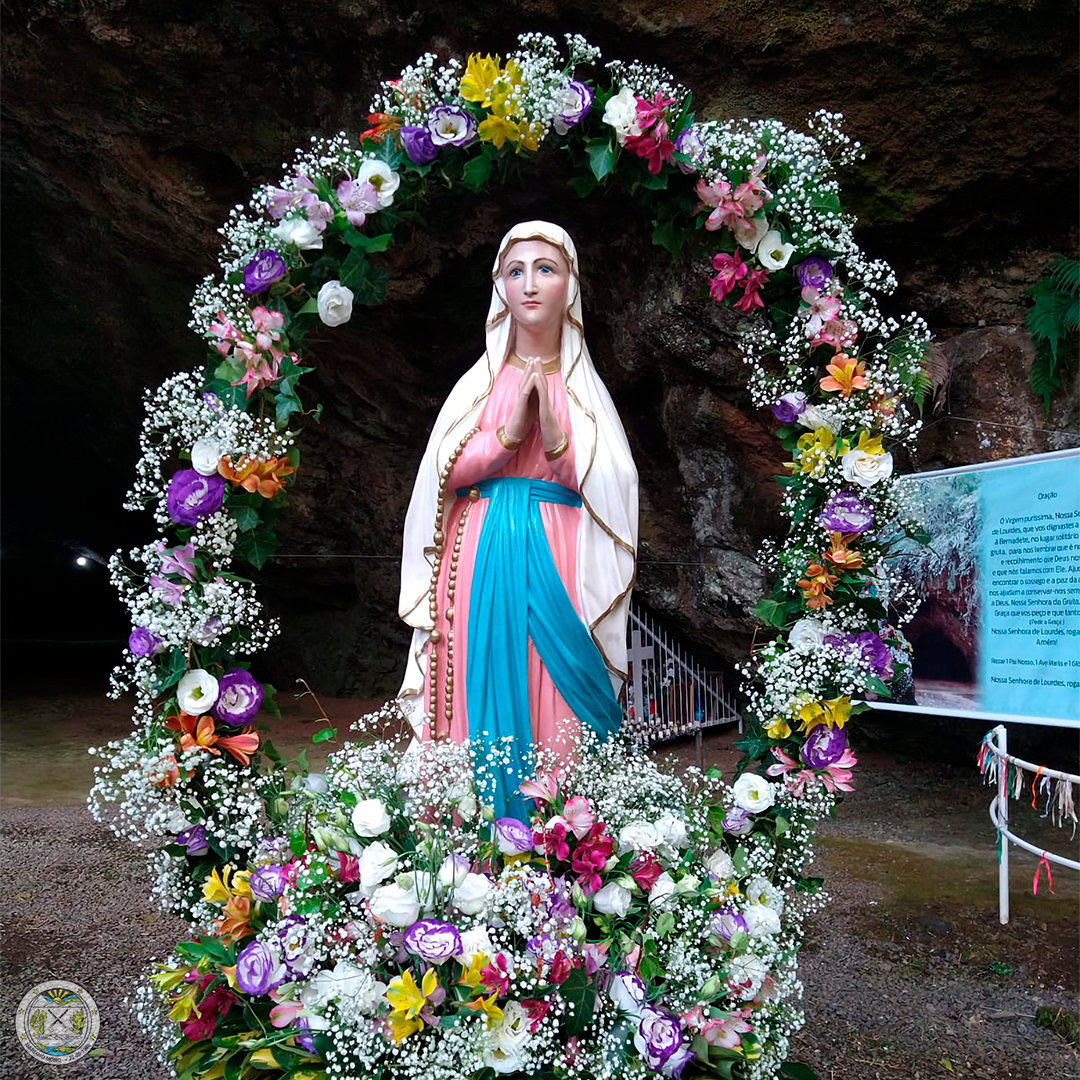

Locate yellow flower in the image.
[764,717,792,740]
[168,983,201,1023]
[459,53,502,106]
[202,864,252,906]
[853,429,884,456]
[786,428,848,477]
[388,1012,424,1043]
[478,109,520,150]
[515,119,544,153]
[149,964,188,994]
[457,952,489,991]
[387,967,438,1020]
[461,989,504,1027]
[798,695,852,733]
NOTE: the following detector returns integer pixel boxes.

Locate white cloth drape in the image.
[396,221,638,735]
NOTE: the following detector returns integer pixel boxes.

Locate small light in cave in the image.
[75,556,89,568]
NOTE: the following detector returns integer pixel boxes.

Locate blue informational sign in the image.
[885,449,1080,727]
[978,454,1080,721]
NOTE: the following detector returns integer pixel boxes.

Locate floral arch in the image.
[90,31,929,1080]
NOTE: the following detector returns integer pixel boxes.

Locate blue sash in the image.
[460,476,622,821]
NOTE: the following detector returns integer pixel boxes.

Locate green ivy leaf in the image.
[588,141,614,181]
[752,599,787,629]
[461,153,493,189]
[296,297,320,316]
[312,726,337,743]
[261,684,281,719]
[559,969,597,1036]
[230,503,259,532]
[289,831,307,857]
[235,527,278,570]
[570,172,599,198]
[344,230,394,253]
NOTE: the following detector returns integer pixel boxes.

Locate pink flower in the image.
[533,820,571,862]
[231,354,281,399]
[700,1015,751,1048]
[520,771,564,806]
[733,267,769,313]
[269,1000,304,1028]
[265,186,298,220]
[628,851,663,891]
[336,852,360,883]
[695,178,731,208]
[733,180,764,216]
[562,796,596,839]
[709,252,748,300]
[480,953,511,997]
[303,198,334,232]
[548,949,573,985]
[158,540,197,582]
[522,998,552,1033]
[800,286,841,338]
[570,822,613,893]
[624,131,676,174]
[635,91,675,132]
[581,941,609,975]
[813,317,859,351]
[250,306,284,336]
[150,573,184,606]
[766,747,859,795]
[624,943,641,971]
[336,179,379,228]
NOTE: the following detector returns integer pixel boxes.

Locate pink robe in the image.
[423,363,581,747]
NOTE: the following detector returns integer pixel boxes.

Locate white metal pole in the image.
[996,724,1009,925]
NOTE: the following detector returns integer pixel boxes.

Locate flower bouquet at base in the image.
[135,714,843,1080]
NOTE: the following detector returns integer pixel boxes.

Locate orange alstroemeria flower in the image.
[819,354,869,398]
[219,455,295,499]
[150,752,183,789]
[217,893,252,944]
[362,110,404,143]
[822,532,864,570]
[164,711,260,767]
[798,562,839,609]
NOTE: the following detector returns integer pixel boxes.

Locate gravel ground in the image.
[1,716,1077,1080]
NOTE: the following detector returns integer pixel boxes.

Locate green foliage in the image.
[1026,256,1079,414]
[558,969,597,1035]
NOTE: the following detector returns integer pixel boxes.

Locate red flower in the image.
[533,820,570,862]
[337,852,361,883]
[522,997,552,1033]
[570,823,614,893]
[548,950,573,985]
[480,953,511,997]
[628,851,664,891]
[181,984,234,1041]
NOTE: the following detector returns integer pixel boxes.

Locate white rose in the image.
[483,1000,532,1074]
[618,820,660,852]
[437,854,470,889]
[301,960,382,1010]
[609,971,647,1018]
[355,159,400,209]
[177,669,219,715]
[454,926,494,965]
[743,903,782,938]
[270,217,324,250]
[164,809,192,834]
[601,86,643,143]
[705,848,734,880]
[452,872,492,916]
[368,882,420,927]
[351,798,391,837]
[731,773,776,814]
[397,870,436,912]
[190,438,223,476]
[649,871,677,910]
[593,881,633,917]
[291,772,329,794]
[841,448,894,488]
[727,953,768,1001]
[756,230,796,270]
[745,875,785,914]
[733,215,769,251]
[796,404,836,433]
[788,618,827,655]
[356,840,399,895]
[316,280,354,327]
[655,813,689,850]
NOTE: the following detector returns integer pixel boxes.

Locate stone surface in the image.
[1,1,1077,692]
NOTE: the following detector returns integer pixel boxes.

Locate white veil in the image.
[397,221,638,734]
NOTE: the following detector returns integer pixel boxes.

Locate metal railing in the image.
[622,605,742,765]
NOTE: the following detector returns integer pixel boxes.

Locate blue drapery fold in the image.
[461,476,622,821]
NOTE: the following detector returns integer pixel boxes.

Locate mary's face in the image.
[499,239,570,339]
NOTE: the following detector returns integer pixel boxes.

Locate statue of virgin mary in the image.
[397,221,638,819]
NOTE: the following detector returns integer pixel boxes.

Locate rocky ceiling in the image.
[1,0,1076,694]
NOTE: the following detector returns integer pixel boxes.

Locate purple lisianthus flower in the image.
[128,626,163,657]
[275,915,315,978]
[796,255,833,290]
[192,616,223,646]
[175,824,208,856]
[242,249,287,295]
[546,875,576,921]
[202,391,221,411]
[801,724,848,770]
[721,806,754,835]
[166,469,225,527]
[494,816,534,855]
[149,574,184,606]
[399,125,438,165]
[235,939,284,996]
[674,125,706,174]
[771,390,808,424]
[211,668,264,726]
[826,630,894,680]
[712,904,749,941]
[553,80,594,135]
[817,490,874,534]
[609,970,647,1017]
[250,864,287,902]
[427,104,476,148]
[403,919,463,965]
[634,1005,685,1071]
